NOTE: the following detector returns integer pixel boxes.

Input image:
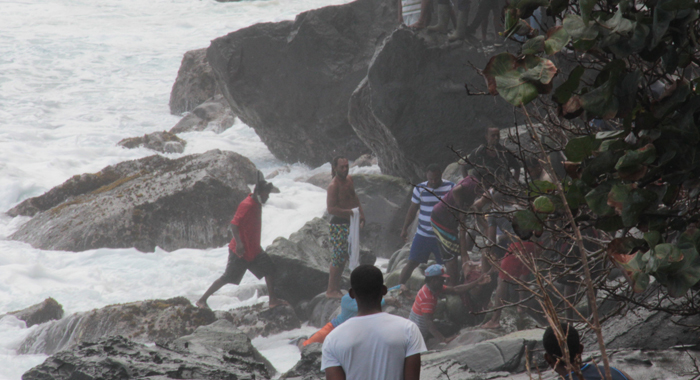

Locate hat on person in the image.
[424,264,449,278]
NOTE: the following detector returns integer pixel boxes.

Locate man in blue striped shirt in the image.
[398,164,456,292]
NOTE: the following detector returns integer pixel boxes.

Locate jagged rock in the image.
[353,174,412,258]
[8,149,257,252]
[304,172,333,190]
[443,161,464,183]
[169,48,221,115]
[384,268,425,293]
[280,343,324,380]
[169,319,275,375]
[170,95,236,134]
[305,293,342,328]
[386,243,411,273]
[207,0,398,167]
[348,28,518,182]
[592,302,700,350]
[22,334,272,380]
[18,297,216,355]
[5,297,63,328]
[266,217,349,306]
[445,329,500,349]
[117,131,186,153]
[422,338,534,375]
[266,166,291,179]
[219,303,301,339]
[351,153,377,168]
[231,283,268,301]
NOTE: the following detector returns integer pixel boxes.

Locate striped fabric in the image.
[402,0,422,24]
[412,180,455,237]
[431,219,460,261]
[411,284,444,316]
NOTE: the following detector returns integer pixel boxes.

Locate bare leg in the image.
[326,263,345,298]
[266,274,288,308]
[481,278,506,329]
[409,0,433,29]
[398,259,421,291]
[196,278,226,309]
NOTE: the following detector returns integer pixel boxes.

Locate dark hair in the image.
[543,323,581,363]
[426,164,442,174]
[331,156,346,178]
[350,265,384,299]
[254,181,275,195]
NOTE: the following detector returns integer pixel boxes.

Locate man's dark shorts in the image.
[219,248,276,285]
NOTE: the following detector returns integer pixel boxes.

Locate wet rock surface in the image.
[305,293,342,328]
[117,130,186,153]
[169,48,221,115]
[349,29,518,181]
[219,303,301,339]
[18,297,216,355]
[22,334,272,380]
[4,297,64,328]
[265,217,349,306]
[9,149,257,252]
[207,0,398,166]
[170,94,236,134]
[280,343,324,380]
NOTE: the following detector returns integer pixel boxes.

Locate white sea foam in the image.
[0,0,353,378]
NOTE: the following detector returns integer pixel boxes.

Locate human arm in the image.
[401,202,420,241]
[325,367,346,380]
[397,0,404,23]
[230,224,245,257]
[359,202,366,229]
[444,274,491,294]
[423,313,446,342]
[404,354,421,380]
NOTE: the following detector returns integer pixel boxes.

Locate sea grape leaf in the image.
[644,231,661,248]
[533,195,556,214]
[514,209,544,233]
[511,0,550,18]
[580,0,596,23]
[564,135,599,162]
[563,14,598,41]
[544,26,570,55]
[483,53,557,106]
[553,65,585,104]
[621,188,659,227]
[522,36,546,55]
[585,182,615,216]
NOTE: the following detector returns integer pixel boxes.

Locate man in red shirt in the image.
[196,180,287,309]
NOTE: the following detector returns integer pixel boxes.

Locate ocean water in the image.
[0,0,360,378]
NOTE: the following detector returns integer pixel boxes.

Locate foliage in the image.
[482,0,700,297]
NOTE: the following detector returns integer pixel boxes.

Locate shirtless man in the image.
[326,156,365,298]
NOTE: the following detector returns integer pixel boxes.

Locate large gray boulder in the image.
[349,29,517,182]
[206,0,398,167]
[281,343,324,380]
[117,130,186,153]
[169,48,221,115]
[218,303,301,339]
[4,297,64,328]
[266,217,349,306]
[18,297,216,355]
[170,94,236,134]
[22,334,272,380]
[8,149,258,252]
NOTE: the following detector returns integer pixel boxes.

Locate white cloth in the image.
[348,207,361,270]
[321,312,427,380]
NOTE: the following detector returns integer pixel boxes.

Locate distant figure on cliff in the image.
[196,179,287,309]
[322,265,426,380]
[543,323,633,380]
[326,156,365,299]
[408,264,490,346]
[398,164,455,292]
[467,127,520,188]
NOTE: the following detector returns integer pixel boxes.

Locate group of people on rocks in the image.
[399,0,504,42]
[193,124,625,379]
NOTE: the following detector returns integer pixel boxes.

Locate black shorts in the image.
[219,248,276,285]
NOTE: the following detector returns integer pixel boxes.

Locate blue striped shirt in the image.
[411,180,456,237]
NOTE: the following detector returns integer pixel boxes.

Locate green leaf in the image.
[596,215,624,231]
[596,130,627,140]
[580,0,596,23]
[553,65,585,104]
[534,195,556,214]
[544,26,570,55]
[548,0,568,16]
[616,70,642,117]
[563,14,599,41]
[652,0,677,48]
[621,188,659,227]
[652,80,692,118]
[585,182,615,216]
[522,36,546,55]
[565,179,587,210]
[511,0,550,18]
[615,144,657,172]
[644,231,661,248]
[600,8,635,34]
[514,209,544,233]
[483,53,557,106]
[529,180,556,196]
[580,78,619,118]
[564,135,600,162]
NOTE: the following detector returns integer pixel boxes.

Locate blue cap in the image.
[425,264,449,278]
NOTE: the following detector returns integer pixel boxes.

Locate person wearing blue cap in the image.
[409,264,490,344]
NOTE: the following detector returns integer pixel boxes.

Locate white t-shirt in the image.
[321,312,427,380]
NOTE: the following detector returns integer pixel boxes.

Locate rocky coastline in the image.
[6,0,700,379]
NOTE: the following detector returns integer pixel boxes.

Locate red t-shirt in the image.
[411,284,446,316]
[228,194,262,262]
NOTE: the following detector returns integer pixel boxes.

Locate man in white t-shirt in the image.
[321,265,427,380]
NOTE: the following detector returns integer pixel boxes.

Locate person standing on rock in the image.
[398,164,455,293]
[326,156,365,299]
[196,179,288,309]
[543,323,633,380]
[467,127,520,188]
[322,265,426,380]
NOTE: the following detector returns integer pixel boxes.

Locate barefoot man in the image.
[197,179,287,309]
[326,156,365,298]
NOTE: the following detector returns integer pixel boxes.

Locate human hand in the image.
[360,219,365,229]
[400,228,408,242]
[478,274,491,285]
[236,246,246,257]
